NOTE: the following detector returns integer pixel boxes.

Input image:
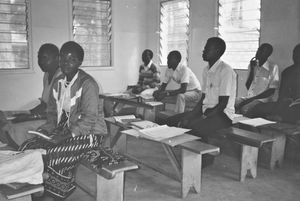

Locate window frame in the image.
[216,0,262,70]
[159,0,190,67]
[0,0,34,74]
[70,0,113,70]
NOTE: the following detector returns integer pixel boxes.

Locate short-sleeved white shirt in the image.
[162,63,201,91]
[202,60,237,120]
[247,60,279,102]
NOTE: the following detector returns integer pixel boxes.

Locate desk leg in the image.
[240,145,258,182]
[269,134,286,170]
[97,172,124,201]
[260,129,286,170]
[181,149,201,198]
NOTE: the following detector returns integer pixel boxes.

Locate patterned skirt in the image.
[19,134,103,199]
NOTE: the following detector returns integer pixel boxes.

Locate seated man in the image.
[1,43,61,146]
[235,43,279,118]
[256,44,300,124]
[132,49,160,94]
[19,41,107,200]
[164,37,236,142]
[153,51,201,113]
[30,43,62,116]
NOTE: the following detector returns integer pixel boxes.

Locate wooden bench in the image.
[76,160,138,201]
[0,184,43,201]
[218,127,276,182]
[105,117,220,198]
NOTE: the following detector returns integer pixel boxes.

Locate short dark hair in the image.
[60,41,84,62]
[39,43,59,56]
[168,50,182,62]
[207,37,226,56]
[260,43,273,55]
[143,49,153,59]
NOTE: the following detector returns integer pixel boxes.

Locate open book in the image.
[28,130,52,140]
[238,118,276,127]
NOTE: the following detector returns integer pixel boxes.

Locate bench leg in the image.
[97,172,124,201]
[181,149,201,198]
[269,134,286,170]
[240,145,258,182]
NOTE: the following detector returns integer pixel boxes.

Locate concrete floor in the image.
[69,137,300,201]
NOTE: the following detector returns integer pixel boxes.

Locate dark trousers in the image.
[253,101,300,124]
[164,111,232,142]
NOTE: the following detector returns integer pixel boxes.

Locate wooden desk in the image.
[99,93,164,121]
[105,118,219,198]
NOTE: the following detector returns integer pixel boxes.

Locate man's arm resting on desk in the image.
[204,96,229,118]
[153,83,188,101]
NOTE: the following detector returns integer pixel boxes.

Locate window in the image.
[218,0,261,69]
[159,0,190,66]
[0,0,29,69]
[72,0,112,67]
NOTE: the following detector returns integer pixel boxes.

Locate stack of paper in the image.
[130,120,158,129]
[138,125,190,141]
[238,118,276,127]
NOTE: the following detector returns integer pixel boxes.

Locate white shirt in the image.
[202,60,237,120]
[247,60,279,102]
[162,63,201,91]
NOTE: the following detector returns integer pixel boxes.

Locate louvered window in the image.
[218,0,261,69]
[0,0,29,69]
[72,0,112,67]
[159,0,189,66]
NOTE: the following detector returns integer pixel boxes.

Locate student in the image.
[164,37,236,141]
[30,43,61,115]
[1,43,61,147]
[153,50,201,113]
[256,44,300,124]
[235,43,279,118]
[19,41,107,200]
[132,49,160,94]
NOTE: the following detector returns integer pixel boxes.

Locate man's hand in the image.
[153,90,167,101]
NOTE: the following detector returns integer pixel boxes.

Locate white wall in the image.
[0,0,157,110]
[0,0,299,109]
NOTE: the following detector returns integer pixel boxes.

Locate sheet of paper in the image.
[238,118,276,127]
[160,134,200,147]
[139,125,190,141]
[130,120,158,129]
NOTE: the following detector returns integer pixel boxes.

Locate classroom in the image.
[0,0,299,201]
